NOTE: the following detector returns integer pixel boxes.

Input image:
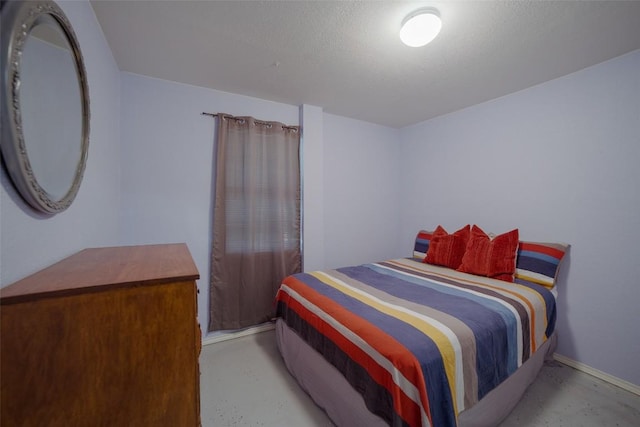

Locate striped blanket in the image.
[275,258,556,427]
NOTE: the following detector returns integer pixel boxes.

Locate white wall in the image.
[118,73,300,332]
[323,113,403,268]
[399,50,640,386]
[118,74,403,334]
[300,104,326,272]
[1,0,121,286]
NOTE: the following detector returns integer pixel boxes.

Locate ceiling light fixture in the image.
[400,9,442,47]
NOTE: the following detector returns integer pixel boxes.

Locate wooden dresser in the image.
[0,244,201,426]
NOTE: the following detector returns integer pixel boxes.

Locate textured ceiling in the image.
[90,1,640,128]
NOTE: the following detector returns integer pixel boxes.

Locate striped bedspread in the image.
[275,258,556,427]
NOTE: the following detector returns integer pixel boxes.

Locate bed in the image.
[274,227,568,427]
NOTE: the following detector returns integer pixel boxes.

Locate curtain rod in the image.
[201,112,298,131]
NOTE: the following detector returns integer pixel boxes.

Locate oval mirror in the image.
[1,0,90,214]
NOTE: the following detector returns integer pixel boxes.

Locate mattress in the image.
[274,258,557,427]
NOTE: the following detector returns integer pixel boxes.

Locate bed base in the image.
[276,318,557,427]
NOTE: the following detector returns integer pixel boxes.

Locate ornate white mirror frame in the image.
[1,0,90,214]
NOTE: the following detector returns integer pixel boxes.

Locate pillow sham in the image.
[413,230,433,259]
[424,225,471,269]
[457,225,519,282]
[515,241,569,288]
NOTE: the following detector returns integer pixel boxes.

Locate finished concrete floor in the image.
[199,329,640,426]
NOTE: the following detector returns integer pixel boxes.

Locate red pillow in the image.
[424,225,471,269]
[457,225,519,282]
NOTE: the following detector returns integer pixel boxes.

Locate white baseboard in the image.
[202,322,275,346]
[553,353,640,396]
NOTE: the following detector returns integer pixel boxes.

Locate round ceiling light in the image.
[400,9,442,47]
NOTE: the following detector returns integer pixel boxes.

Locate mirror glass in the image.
[0,0,90,214]
[21,18,83,202]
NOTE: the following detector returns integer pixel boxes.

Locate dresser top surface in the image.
[1,244,200,304]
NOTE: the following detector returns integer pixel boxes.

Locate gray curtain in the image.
[209,114,301,332]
